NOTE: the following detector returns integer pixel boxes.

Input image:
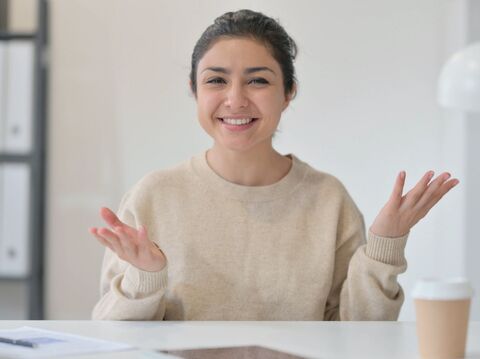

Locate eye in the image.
[249,78,269,85]
[206,77,226,84]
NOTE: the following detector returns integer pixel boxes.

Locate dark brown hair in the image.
[189,9,298,99]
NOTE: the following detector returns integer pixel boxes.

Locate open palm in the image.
[89,207,167,272]
[370,171,459,238]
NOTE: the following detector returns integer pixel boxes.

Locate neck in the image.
[206,142,292,186]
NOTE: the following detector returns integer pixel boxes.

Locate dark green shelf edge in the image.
[0,32,36,40]
[0,154,34,163]
[0,276,31,281]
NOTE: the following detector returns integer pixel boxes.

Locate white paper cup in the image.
[413,278,474,359]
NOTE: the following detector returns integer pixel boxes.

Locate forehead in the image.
[198,37,279,72]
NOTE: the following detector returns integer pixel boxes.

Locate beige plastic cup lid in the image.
[412,277,474,300]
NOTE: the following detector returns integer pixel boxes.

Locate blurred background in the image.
[0,0,479,321]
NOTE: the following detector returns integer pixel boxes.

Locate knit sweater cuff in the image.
[122,263,168,295]
[366,230,409,266]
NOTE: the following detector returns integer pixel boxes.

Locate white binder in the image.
[0,41,6,151]
[3,40,34,154]
[0,163,31,277]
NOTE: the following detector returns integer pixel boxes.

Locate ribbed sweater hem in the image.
[123,263,168,294]
[366,230,408,266]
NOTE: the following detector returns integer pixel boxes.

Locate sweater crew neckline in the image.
[190,150,308,202]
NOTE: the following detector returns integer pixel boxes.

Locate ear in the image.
[282,83,296,111]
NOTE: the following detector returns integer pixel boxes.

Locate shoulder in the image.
[295,155,351,198]
[293,155,362,217]
[120,157,192,207]
[137,159,191,190]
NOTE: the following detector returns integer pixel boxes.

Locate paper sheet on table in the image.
[0,326,134,358]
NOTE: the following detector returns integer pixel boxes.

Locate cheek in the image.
[197,90,223,117]
[253,91,285,117]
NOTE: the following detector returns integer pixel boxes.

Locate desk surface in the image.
[1,321,479,359]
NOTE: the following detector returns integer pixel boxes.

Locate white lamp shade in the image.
[438,42,480,113]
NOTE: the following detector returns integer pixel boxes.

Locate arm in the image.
[325,169,458,320]
[92,247,168,320]
[91,192,168,320]
[324,201,408,320]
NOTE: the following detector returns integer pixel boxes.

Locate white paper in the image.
[0,326,135,358]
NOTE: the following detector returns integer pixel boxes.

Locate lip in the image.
[217,115,259,119]
[217,117,259,132]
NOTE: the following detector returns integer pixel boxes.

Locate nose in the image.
[224,82,249,109]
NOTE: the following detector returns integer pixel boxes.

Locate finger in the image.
[113,226,138,256]
[137,225,150,244]
[100,207,125,227]
[416,177,459,215]
[136,225,155,255]
[388,171,406,206]
[89,227,114,252]
[137,225,165,257]
[136,225,163,254]
[100,207,137,236]
[98,227,125,256]
[402,171,435,207]
[413,172,451,210]
[136,225,154,251]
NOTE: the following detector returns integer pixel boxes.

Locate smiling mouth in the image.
[217,118,259,125]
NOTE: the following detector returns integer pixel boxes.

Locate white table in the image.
[0,321,479,359]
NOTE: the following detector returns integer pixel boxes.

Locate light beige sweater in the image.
[92,151,408,321]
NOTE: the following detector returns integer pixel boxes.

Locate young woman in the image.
[90,9,458,321]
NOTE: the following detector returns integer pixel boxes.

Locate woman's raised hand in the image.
[370,171,459,238]
[89,207,167,272]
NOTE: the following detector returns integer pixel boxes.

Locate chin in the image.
[215,139,255,152]
[219,137,274,154]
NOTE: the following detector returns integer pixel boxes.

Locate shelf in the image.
[0,275,30,281]
[0,154,33,163]
[0,32,36,40]
[0,0,48,320]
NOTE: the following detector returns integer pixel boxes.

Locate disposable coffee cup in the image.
[412,278,474,359]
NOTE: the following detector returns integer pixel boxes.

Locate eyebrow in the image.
[201,66,276,76]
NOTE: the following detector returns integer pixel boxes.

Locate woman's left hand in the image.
[369,170,459,238]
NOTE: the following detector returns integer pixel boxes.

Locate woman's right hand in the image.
[89,207,167,272]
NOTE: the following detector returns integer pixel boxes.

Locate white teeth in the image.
[222,118,254,125]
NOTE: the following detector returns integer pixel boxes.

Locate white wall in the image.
[465,0,480,321]
[46,0,475,320]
